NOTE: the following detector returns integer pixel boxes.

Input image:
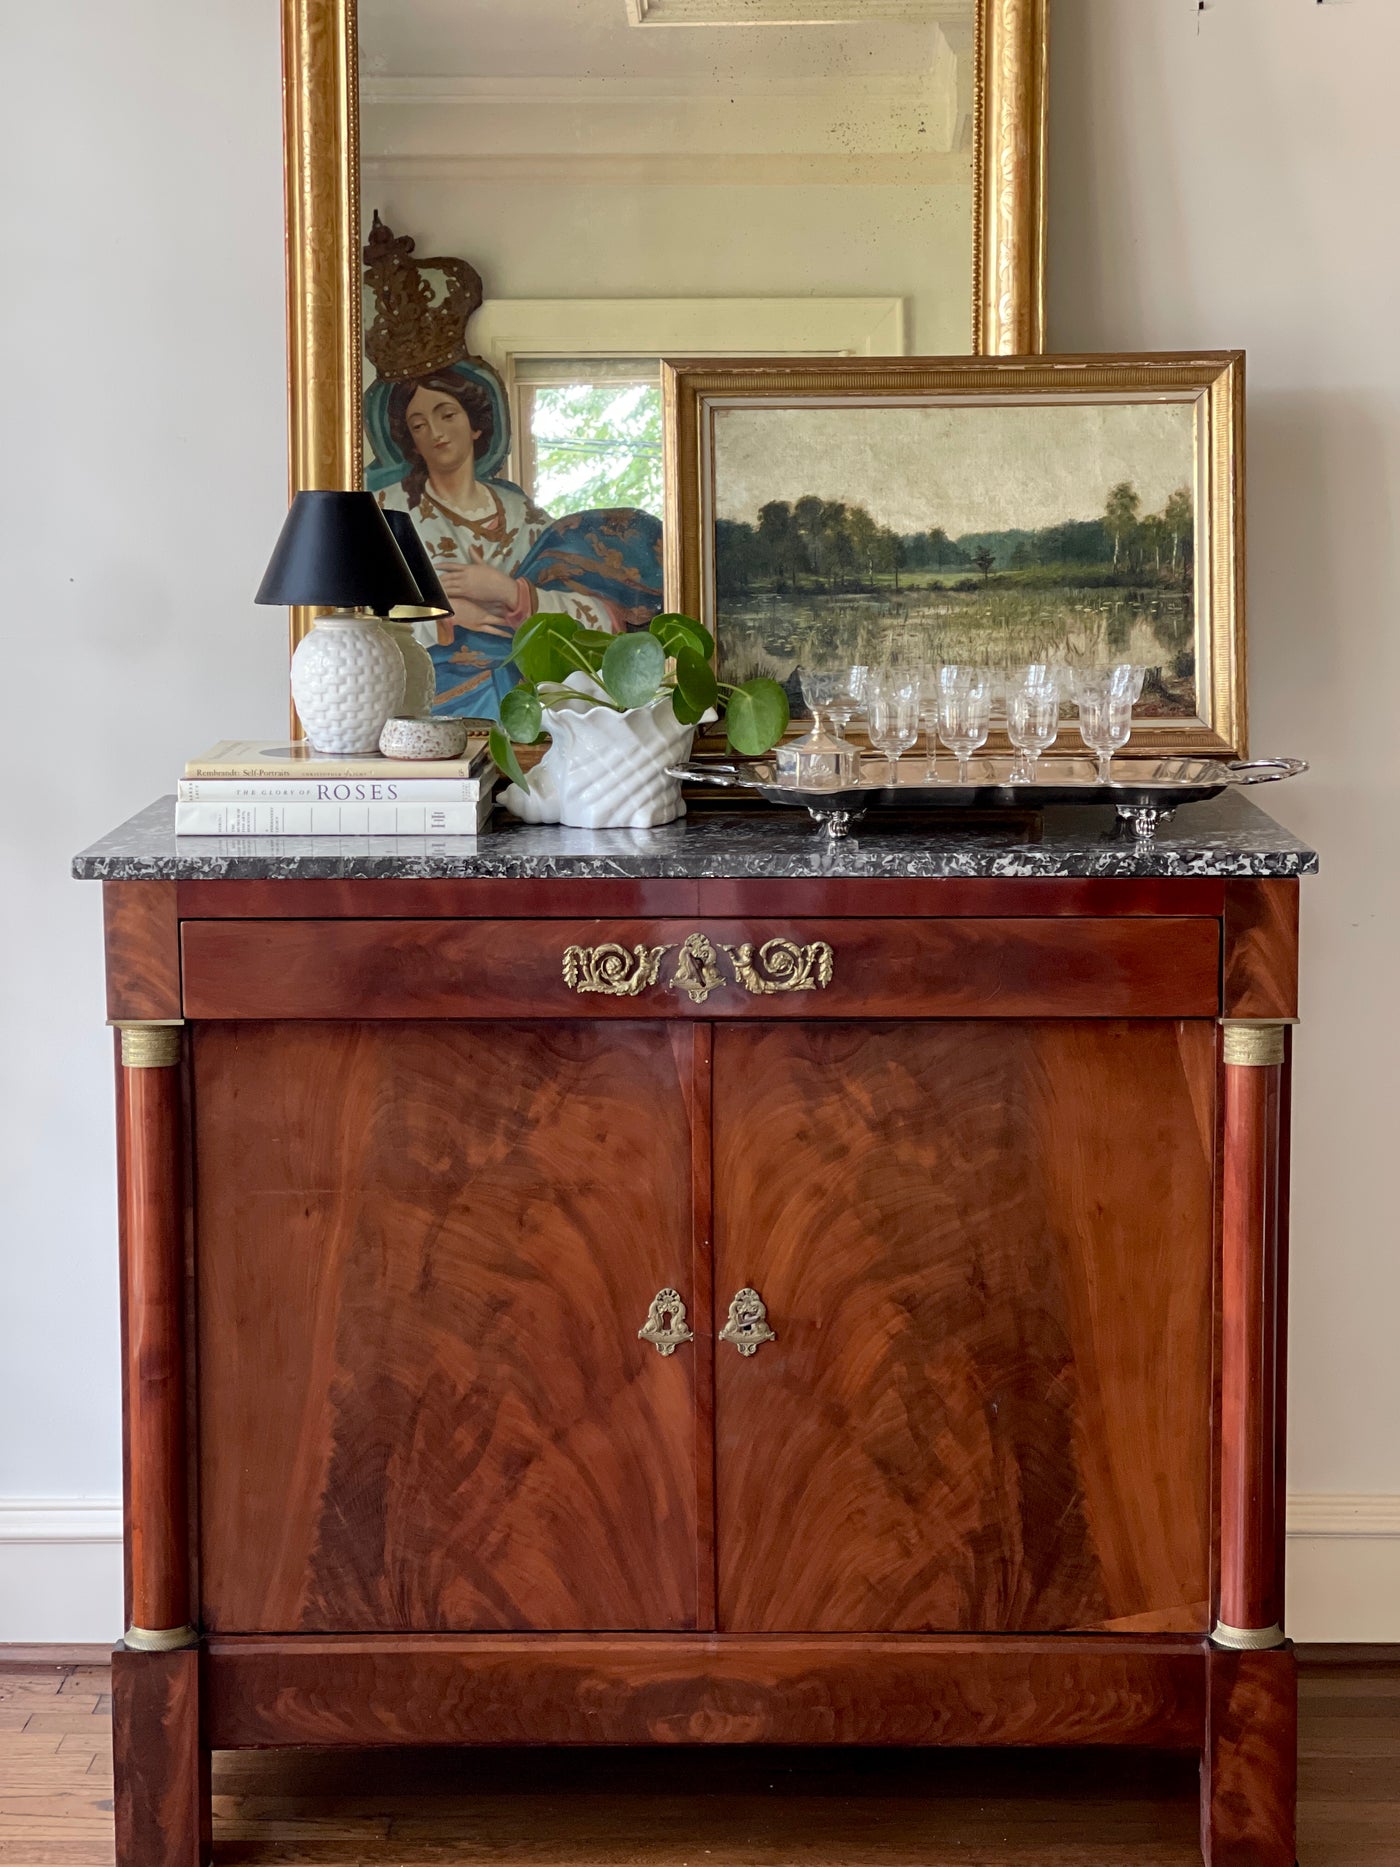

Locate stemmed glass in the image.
[798,667,867,738]
[915,661,942,778]
[829,664,869,729]
[865,667,923,784]
[1072,669,1136,782]
[1107,663,1147,702]
[935,665,993,784]
[1005,664,1061,781]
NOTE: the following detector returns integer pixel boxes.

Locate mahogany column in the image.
[1203,1017,1296,1867]
[1217,1018,1289,1651]
[115,1019,192,1648]
[111,1019,208,1867]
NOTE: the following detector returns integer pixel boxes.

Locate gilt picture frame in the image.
[663,353,1247,759]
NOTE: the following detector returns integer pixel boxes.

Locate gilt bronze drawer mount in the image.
[564,932,834,1005]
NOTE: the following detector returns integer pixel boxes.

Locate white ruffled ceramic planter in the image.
[502,673,711,830]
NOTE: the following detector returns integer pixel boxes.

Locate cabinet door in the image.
[713,1021,1214,1635]
[196,1021,704,1633]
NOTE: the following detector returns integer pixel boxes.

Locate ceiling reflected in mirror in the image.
[358,0,975,352]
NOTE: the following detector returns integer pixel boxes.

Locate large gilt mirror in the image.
[281,0,1047,713]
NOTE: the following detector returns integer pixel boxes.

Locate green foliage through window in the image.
[530,382,663,519]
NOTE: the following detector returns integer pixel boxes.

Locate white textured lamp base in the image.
[291,612,406,754]
[380,619,437,718]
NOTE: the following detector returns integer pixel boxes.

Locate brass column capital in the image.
[1221,1019,1295,1068]
[111,1021,184,1069]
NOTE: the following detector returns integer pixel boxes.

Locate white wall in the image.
[0,3,289,1637]
[1050,0,1400,1637]
[2,0,1397,1639]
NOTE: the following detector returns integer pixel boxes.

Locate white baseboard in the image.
[0,1500,123,1643]
[1,1494,1397,1645]
[1285,1494,1400,1642]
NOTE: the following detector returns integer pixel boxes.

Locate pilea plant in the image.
[487,610,790,791]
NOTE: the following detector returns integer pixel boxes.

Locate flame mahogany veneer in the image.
[102,873,1299,1867]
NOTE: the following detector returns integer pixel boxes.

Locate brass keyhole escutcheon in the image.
[638,1288,694,1357]
[719,1287,777,1357]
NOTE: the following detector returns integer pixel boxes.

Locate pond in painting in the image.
[709,398,1203,722]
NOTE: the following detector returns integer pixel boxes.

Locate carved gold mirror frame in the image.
[280,0,1048,648]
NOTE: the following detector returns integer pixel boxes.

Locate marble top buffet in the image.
[78,792,1315,1867]
[76,790,1314,883]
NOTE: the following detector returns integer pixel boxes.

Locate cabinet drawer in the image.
[181,916,1220,1019]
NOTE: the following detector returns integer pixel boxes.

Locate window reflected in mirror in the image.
[518,363,664,522]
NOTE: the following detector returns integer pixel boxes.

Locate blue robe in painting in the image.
[378,479,664,722]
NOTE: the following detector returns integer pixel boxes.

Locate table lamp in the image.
[255,491,423,753]
[378,508,452,719]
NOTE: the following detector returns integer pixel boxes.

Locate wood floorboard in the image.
[0,1653,1395,1866]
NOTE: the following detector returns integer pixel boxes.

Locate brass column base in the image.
[1211,1620,1286,1652]
[123,1623,197,1653]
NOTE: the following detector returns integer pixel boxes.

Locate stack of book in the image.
[176,738,497,835]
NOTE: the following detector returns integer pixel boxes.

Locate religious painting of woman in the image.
[369,361,664,720]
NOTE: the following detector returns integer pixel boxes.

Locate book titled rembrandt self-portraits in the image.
[183,737,490,782]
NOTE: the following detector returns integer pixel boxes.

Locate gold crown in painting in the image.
[362,212,485,382]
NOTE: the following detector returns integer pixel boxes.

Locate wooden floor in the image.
[0,1649,1395,1866]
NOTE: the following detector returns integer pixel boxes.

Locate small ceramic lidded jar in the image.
[253,491,430,754]
[379,716,470,761]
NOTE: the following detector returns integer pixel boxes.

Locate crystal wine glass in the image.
[799,667,864,742]
[1069,663,1146,705]
[780,668,860,787]
[835,664,870,728]
[865,667,923,784]
[1077,686,1133,782]
[915,661,942,778]
[1005,663,1061,781]
[935,665,993,784]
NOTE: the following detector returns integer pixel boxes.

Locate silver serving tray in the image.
[668,755,1308,839]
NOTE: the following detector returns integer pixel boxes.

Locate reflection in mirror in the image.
[357,0,977,720]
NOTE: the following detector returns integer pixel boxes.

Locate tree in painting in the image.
[715,480,1198,720]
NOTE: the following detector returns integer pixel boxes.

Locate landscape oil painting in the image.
[709,396,1201,723]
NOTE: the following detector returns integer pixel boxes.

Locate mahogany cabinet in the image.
[90,852,1304,1867]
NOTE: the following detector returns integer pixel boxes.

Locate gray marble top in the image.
[72,792,1317,883]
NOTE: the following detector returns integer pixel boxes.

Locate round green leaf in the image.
[600,630,667,709]
[673,644,718,715]
[512,612,582,686]
[499,685,544,745]
[725,678,790,756]
[670,688,707,727]
[488,725,529,793]
[573,628,615,668]
[649,612,714,661]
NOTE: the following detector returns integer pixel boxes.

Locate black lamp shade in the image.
[381,509,453,620]
[254,490,423,612]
